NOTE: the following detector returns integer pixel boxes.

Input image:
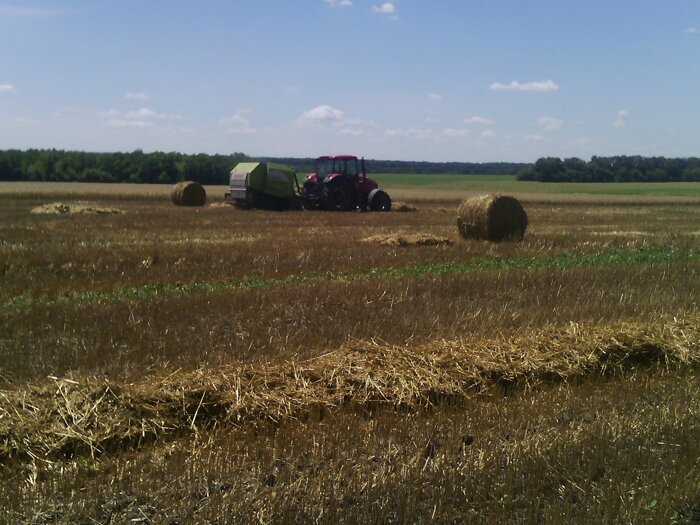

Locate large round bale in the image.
[171,181,207,206]
[456,194,528,242]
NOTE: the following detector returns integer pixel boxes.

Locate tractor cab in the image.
[314,155,363,182]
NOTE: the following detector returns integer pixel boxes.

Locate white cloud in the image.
[107,120,154,129]
[337,128,369,136]
[97,109,120,118]
[301,105,344,121]
[524,134,545,142]
[324,0,353,6]
[489,79,559,92]
[0,84,16,94]
[684,27,698,34]
[384,128,434,139]
[613,110,628,128]
[479,129,496,140]
[98,108,181,125]
[219,114,250,126]
[428,93,442,101]
[373,2,396,14]
[297,107,375,137]
[333,117,378,128]
[126,92,150,100]
[383,127,470,140]
[537,116,563,131]
[219,112,257,134]
[439,128,470,138]
[124,108,181,120]
[464,115,494,125]
[126,108,157,119]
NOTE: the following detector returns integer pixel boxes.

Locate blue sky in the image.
[1,1,699,162]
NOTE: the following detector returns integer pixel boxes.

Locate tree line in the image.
[0,150,528,183]
[0,149,250,185]
[518,156,700,182]
[264,157,527,175]
[4,150,697,184]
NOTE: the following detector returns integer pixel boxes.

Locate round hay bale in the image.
[456,194,528,242]
[171,181,207,206]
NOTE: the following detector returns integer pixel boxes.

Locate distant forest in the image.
[262,157,527,176]
[0,149,526,184]
[0,149,249,185]
[1,150,698,184]
[518,156,700,182]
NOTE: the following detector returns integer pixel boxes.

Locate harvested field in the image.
[0,181,699,524]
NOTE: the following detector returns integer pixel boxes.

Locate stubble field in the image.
[1,179,699,524]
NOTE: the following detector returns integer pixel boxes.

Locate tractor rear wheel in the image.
[323,178,358,211]
[369,189,391,211]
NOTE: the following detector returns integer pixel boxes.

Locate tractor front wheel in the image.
[323,178,358,211]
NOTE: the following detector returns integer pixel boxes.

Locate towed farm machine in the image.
[227,156,391,212]
[227,162,302,210]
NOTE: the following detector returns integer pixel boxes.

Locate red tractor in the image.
[301,155,391,211]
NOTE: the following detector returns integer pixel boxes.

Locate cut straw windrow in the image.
[1,314,698,464]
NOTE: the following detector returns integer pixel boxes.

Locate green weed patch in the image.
[4,244,698,310]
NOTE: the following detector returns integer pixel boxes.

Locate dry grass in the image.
[1,194,698,303]
[361,232,452,246]
[2,261,698,383]
[2,365,698,524]
[0,181,225,199]
[30,202,124,215]
[1,314,698,464]
[0,184,699,523]
[392,201,419,212]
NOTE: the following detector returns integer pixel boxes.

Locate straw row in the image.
[1,314,698,463]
